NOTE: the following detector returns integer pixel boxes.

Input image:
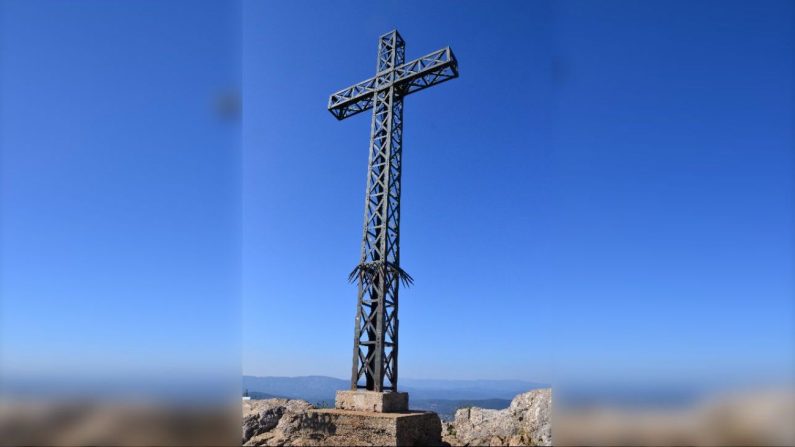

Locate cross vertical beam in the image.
[329,30,458,393]
[353,31,404,392]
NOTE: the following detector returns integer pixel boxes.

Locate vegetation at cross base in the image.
[444,423,457,436]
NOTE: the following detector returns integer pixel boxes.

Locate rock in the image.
[488,435,504,446]
[509,388,552,446]
[441,420,458,446]
[445,388,552,446]
[241,389,552,446]
[242,398,314,446]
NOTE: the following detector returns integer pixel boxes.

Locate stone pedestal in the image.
[293,390,441,445]
[297,409,442,446]
[335,390,409,413]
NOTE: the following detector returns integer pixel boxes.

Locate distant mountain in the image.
[242,375,348,404]
[247,391,280,399]
[242,375,547,409]
[400,378,547,400]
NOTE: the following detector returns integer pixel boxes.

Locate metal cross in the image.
[328,30,459,392]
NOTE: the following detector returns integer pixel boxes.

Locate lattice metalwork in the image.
[329,30,458,392]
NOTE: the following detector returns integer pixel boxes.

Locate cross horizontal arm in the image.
[327,47,458,121]
[394,47,459,97]
[328,77,377,120]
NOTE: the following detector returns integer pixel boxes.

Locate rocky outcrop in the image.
[242,398,314,446]
[442,389,552,446]
[242,388,552,446]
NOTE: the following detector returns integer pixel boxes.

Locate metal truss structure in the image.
[328,30,459,392]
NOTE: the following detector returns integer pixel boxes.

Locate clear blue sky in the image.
[242,0,794,388]
[1,1,792,395]
[1,1,242,383]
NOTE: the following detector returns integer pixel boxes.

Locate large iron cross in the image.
[328,30,458,392]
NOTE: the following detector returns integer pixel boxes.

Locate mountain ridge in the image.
[242,374,547,402]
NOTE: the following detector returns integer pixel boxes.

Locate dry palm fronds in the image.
[348,261,414,287]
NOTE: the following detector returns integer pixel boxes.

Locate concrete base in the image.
[298,409,442,446]
[335,390,409,413]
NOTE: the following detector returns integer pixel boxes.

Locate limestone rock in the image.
[241,389,552,446]
[242,398,314,446]
[441,420,458,446]
[509,388,552,446]
[444,388,552,446]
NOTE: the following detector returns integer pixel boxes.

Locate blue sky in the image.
[1,1,792,395]
[1,1,241,381]
[242,0,794,387]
